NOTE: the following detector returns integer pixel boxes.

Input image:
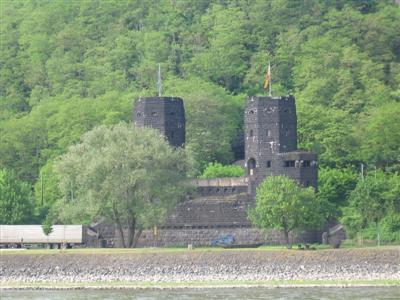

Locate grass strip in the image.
[1,279,399,289]
[1,245,399,255]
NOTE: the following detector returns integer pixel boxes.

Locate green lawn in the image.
[1,242,399,255]
[1,279,399,289]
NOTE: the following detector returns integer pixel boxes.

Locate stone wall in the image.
[93,180,322,248]
[163,193,252,228]
[113,227,320,247]
[192,177,248,187]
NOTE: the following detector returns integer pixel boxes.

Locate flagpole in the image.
[157,63,162,97]
[268,62,272,97]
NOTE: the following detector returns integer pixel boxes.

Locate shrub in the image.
[199,162,244,179]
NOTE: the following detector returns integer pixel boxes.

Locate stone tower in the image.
[244,95,317,198]
[133,97,185,147]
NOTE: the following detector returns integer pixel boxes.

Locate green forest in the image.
[1,0,399,242]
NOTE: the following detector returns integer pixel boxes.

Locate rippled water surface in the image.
[2,288,399,300]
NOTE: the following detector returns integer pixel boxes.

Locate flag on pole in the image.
[263,62,271,90]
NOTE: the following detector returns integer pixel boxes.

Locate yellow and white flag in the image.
[263,62,271,89]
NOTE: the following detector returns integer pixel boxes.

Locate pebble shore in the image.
[1,248,399,285]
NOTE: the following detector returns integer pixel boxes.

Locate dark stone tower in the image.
[133,97,185,147]
[244,96,317,198]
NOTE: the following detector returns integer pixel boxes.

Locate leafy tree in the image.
[186,4,251,92]
[53,123,190,247]
[165,76,243,173]
[297,104,356,168]
[341,171,399,242]
[355,102,400,171]
[249,176,325,247]
[1,0,400,225]
[200,162,244,179]
[41,217,53,236]
[34,161,62,222]
[0,169,35,224]
[317,167,358,218]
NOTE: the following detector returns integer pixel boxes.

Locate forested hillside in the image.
[1,0,399,238]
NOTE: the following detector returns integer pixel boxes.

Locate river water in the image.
[1,287,399,300]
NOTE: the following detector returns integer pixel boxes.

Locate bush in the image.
[199,162,245,179]
[357,214,400,244]
[380,214,400,243]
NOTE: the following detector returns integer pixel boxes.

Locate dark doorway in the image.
[247,158,256,176]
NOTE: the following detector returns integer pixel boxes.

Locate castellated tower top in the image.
[133,97,185,148]
[245,95,297,155]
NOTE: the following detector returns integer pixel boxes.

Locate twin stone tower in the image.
[131,95,318,246]
[133,95,317,196]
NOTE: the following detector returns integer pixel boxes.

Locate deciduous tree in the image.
[53,123,190,247]
[0,169,35,224]
[249,176,325,247]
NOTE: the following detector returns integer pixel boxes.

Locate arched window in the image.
[247,158,256,176]
[249,129,253,137]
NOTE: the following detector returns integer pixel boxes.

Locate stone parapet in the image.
[192,177,248,187]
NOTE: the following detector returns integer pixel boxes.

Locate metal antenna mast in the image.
[157,63,162,97]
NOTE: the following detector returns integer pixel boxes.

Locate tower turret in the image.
[244,95,317,198]
[133,97,185,147]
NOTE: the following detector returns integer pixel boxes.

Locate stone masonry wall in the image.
[113,227,319,247]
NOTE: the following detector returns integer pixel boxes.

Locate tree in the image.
[249,176,325,247]
[164,76,243,174]
[53,123,190,247]
[355,102,400,171]
[317,167,358,218]
[2,0,400,226]
[200,162,244,179]
[341,171,399,244]
[0,168,35,224]
[41,217,53,236]
[34,161,62,222]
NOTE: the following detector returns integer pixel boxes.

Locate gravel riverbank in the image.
[1,248,399,287]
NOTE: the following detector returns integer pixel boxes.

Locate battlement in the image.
[246,95,295,105]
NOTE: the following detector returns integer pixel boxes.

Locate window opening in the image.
[266,161,271,168]
[284,160,295,167]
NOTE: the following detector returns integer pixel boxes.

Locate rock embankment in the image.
[1,248,399,283]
